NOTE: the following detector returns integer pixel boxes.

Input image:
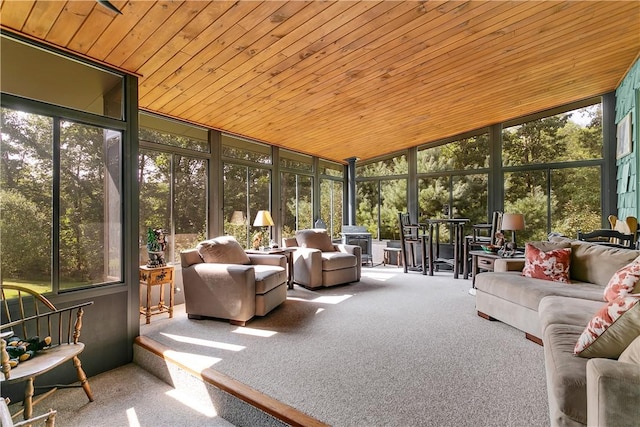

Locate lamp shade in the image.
[253,210,274,227]
[501,213,525,231]
[230,210,246,225]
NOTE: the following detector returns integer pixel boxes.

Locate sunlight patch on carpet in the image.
[287,295,352,304]
[232,327,277,337]
[126,408,141,427]
[163,349,222,370]
[165,383,218,417]
[362,271,398,281]
[312,294,352,304]
[160,332,245,351]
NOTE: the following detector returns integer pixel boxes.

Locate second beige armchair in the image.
[282,229,361,289]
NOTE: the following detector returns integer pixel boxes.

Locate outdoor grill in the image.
[340,225,372,266]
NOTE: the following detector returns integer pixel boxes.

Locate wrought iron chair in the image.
[577,229,634,249]
[398,212,427,274]
[463,211,503,279]
[608,215,638,247]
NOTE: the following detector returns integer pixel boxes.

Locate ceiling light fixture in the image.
[97,0,123,15]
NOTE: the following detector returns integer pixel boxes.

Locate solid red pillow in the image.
[521,243,572,283]
[603,256,640,302]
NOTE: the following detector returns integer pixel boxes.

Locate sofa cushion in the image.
[603,255,640,302]
[197,236,251,265]
[296,229,335,252]
[538,296,602,334]
[543,323,590,425]
[552,238,640,286]
[322,251,357,271]
[522,243,572,283]
[574,295,640,358]
[253,265,286,294]
[619,334,640,365]
[475,272,604,311]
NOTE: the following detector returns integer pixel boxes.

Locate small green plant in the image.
[146,228,163,252]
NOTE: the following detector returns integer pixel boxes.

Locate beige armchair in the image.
[282,229,361,289]
[180,236,287,326]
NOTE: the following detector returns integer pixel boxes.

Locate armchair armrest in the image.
[180,248,203,268]
[334,244,362,280]
[587,358,640,427]
[291,247,323,288]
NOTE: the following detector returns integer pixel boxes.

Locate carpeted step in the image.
[134,336,327,427]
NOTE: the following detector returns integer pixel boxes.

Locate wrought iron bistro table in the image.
[421,218,470,278]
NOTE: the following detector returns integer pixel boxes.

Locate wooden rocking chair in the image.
[1,285,93,424]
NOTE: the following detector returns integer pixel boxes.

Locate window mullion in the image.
[52,118,61,294]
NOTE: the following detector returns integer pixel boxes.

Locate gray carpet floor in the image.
[140,266,549,427]
[7,362,234,427]
[12,267,549,426]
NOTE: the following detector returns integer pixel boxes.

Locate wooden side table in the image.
[469,250,524,294]
[139,265,175,324]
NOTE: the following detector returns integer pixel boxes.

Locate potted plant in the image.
[146,228,167,267]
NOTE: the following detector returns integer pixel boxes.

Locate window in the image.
[320,178,343,239]
[356,154,409,239]
[280,150,312,172]
[503,104,603,239]
[221,134,271,164]
[1,108,123,293]
[139,123,209,264]
[223,164,271,248]
[319,160,344,238]
[417,133,490,241]
[139,113,209,152]
[281,173,312,237]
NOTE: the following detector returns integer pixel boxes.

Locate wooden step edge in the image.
[134,336,328,427]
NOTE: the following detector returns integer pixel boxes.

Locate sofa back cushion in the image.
[550,236,640,286]
[197,236,251,264]
[295,229,335,252]
[571,242,640,286]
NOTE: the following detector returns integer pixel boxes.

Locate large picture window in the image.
[281,172,313,237]
[1,107,123,293]
[319,160,344,239]
[139,125,208,264]
[417,134,490,242]
[223,163,271,248]
[503,104,603,240]
[356,156,408,240]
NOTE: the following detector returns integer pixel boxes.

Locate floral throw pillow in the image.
[603,256,640,302]
[574,295,640,358]
[521,243,572,283]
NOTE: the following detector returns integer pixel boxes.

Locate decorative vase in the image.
[147,250,166,267]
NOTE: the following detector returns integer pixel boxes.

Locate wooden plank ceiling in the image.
[1,1,639,163]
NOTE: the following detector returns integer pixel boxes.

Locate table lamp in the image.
[230,210,246,225]
[253,210,274,249]
[501,213,525,249]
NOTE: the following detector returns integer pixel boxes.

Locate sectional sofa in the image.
[474,237,640,427]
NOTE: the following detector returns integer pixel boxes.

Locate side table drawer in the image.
[477,257,495,270]
[140,266,174,285]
